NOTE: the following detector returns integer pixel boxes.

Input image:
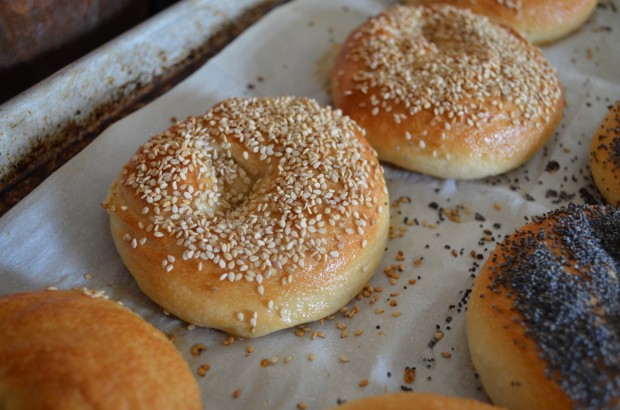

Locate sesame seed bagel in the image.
[331,5,564,180]
[0,289,201,410]
[403,0,597,45]
[328,392,503,410]
[102,96,389,338]
[590,101,620,207]
[467,204,620,410]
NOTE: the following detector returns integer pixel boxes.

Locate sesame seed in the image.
[191,343,207,356]
[197,364,210,377]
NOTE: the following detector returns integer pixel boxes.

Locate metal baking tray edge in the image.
[0,0,288,216]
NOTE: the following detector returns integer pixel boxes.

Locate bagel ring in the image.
[331,4,564,179]
[404,0,598,45]
[103,96,390,338]
[590,101,620,207]
[328,392,503,409]
[0,289,201,409]
[467,204,620,410]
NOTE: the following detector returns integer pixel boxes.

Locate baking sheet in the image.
[0,0,279,188]
[1,0,619,408]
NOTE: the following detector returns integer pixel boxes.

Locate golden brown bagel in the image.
[331,5,564,180]
[590,101,620,207]
[328,392,503,409]
[0,289,201,410]
[103,96,389,338]
[467,204,620,410]
[404,0,598,45]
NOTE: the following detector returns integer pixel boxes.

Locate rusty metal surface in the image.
[0,0,288,217]
[0,0,152,104]
[0,0,146,68]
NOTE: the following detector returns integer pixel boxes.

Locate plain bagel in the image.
[328,392,504,409]
[590,101,620,207]
[0,289,201,409]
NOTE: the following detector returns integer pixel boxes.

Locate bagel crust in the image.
[0,290,201,410]
[103,97,389,338]
[331,5,564,179]
[329,392,503,410]
[404,0,597,45]
[467,204,620,409]
[590,101,620,207]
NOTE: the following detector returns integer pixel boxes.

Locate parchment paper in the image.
[1,0,619,408]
